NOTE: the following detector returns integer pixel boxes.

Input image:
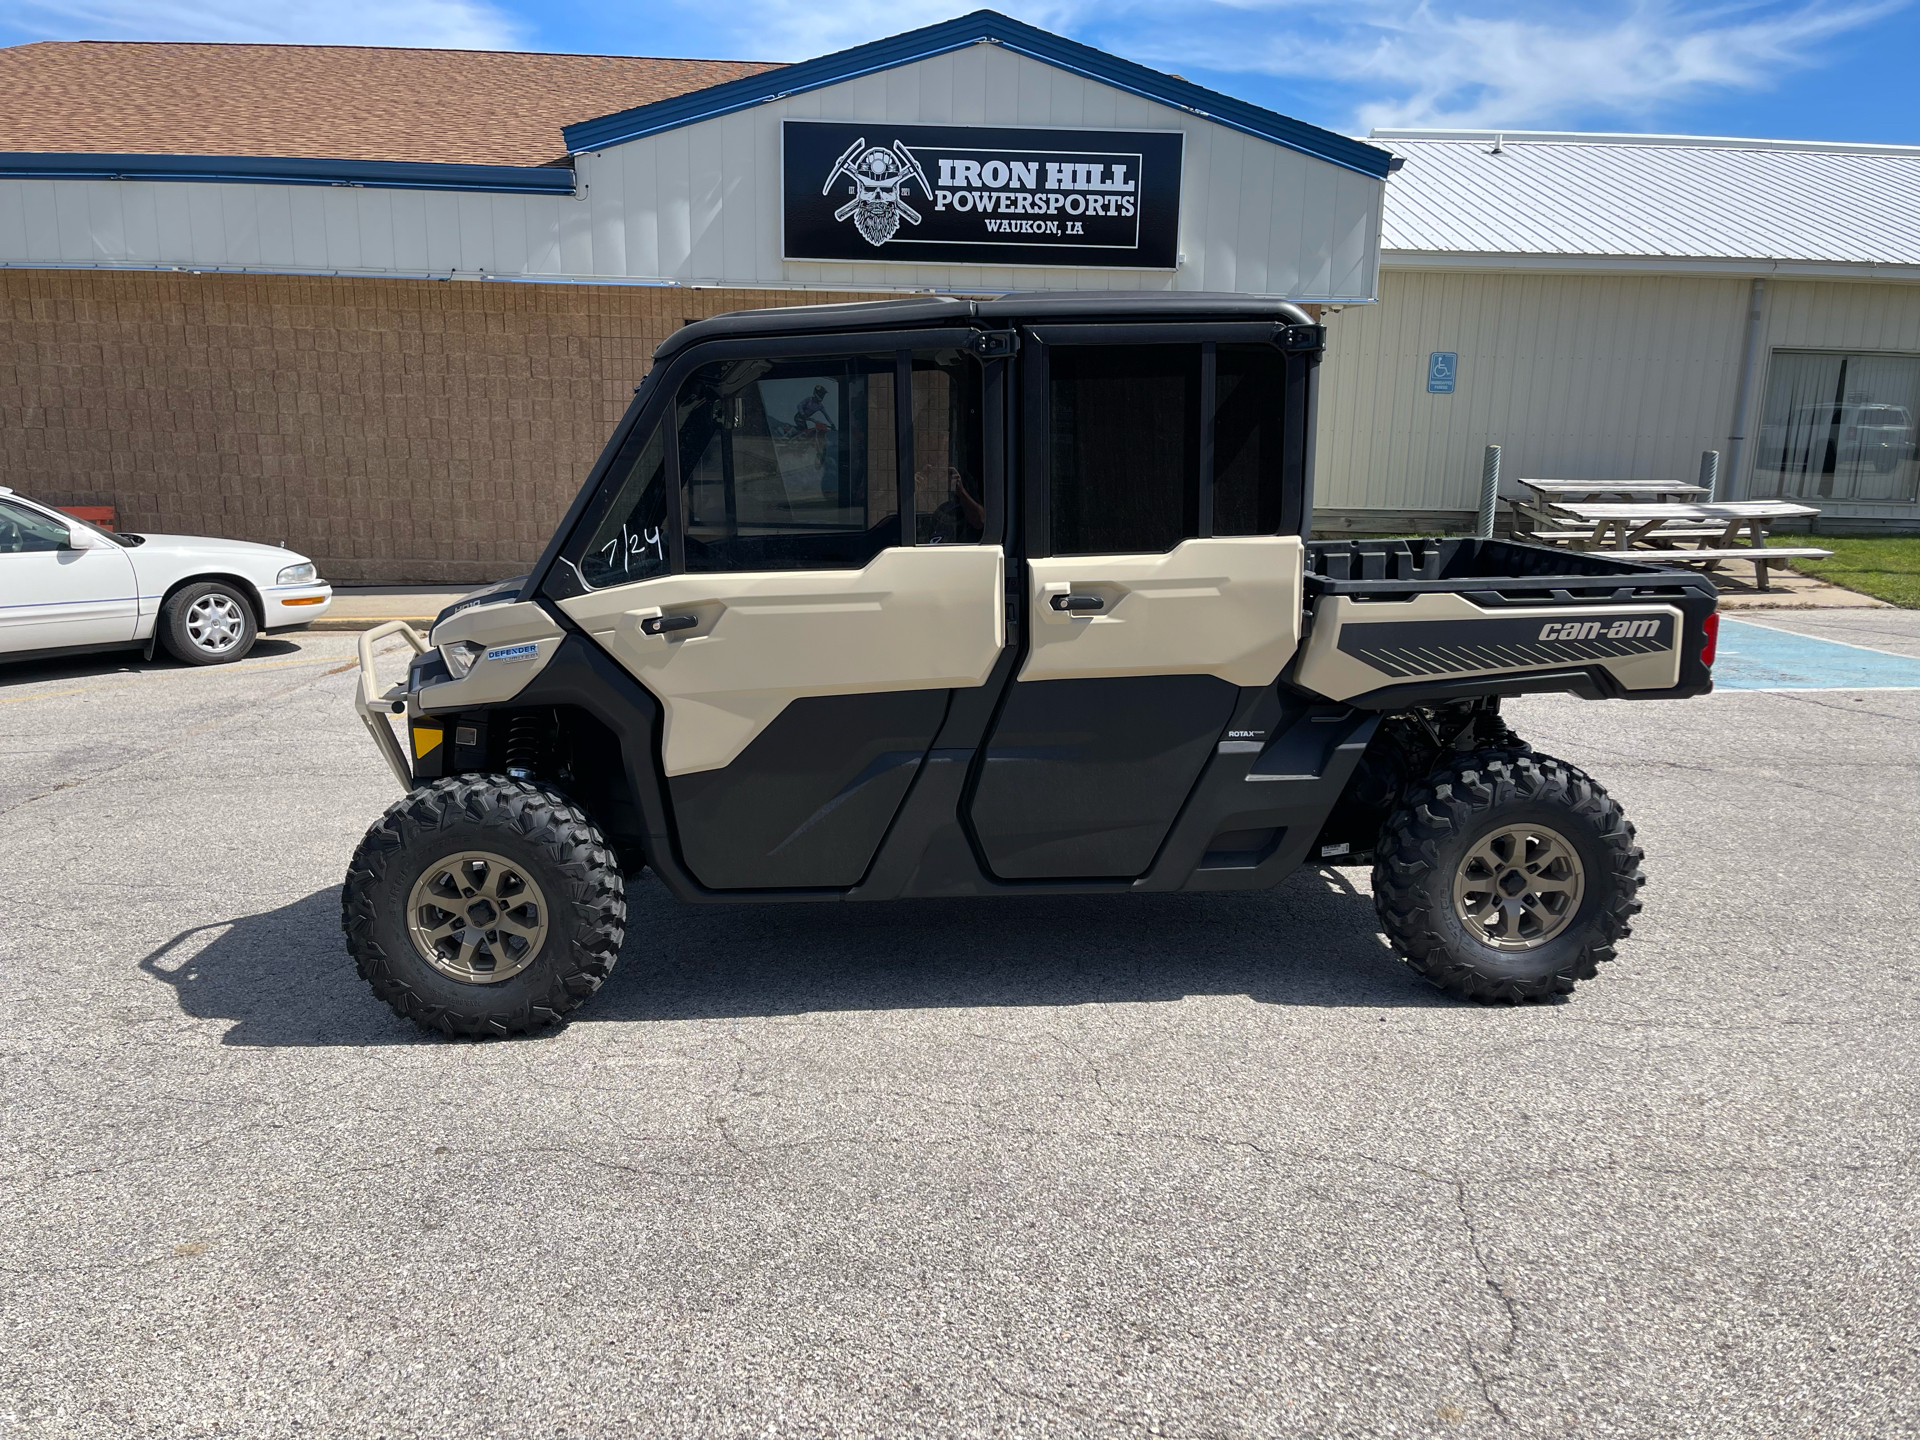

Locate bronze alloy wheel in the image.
[405,850,550,984]
[1451,821,1587,951]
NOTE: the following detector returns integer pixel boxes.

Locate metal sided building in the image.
[1316,129,1920,534]
[0,11,1390,582]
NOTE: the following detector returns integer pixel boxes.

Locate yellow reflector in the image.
[282,595,326,606]
[411,725,443,759]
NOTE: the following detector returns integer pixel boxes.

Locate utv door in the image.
[966,327,1312,879]
[555,333,1010,890]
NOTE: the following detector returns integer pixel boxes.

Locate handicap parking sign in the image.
[1427,351,1457,394]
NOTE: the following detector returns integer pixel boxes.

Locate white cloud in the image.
[668,0,1096,61]
[0,0,523,48]
[678,0,1898,132]
[1098,0,1902,131]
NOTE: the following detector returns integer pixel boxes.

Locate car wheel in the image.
[160,581,258,665]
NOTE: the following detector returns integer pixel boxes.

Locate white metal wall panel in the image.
[1315,270,1920,514]
[0,44,1381,299]
[1315,270,1751,511]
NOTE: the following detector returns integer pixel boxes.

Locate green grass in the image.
[1768,533,1920,608]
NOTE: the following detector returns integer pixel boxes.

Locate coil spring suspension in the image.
[504,712,552,780]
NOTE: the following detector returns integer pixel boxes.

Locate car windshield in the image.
[19,497,138,547]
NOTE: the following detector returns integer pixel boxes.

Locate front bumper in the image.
[352,620,431,789]
[264,582,333,628]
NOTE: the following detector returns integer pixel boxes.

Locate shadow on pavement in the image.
[0,637,305,689]
[139,867,1446,1047]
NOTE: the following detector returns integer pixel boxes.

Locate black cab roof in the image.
[655,292,1319,365]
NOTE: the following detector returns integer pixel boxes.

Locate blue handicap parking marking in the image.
[1713,619,1920,690]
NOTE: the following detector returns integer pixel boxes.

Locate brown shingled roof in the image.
[0,41,785,168]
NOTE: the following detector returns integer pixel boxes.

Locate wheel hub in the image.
[185,593,246,653]
[1451,822,1586,951]
[406,851,549,984]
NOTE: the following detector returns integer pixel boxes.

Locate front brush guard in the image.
[351,620,431,789]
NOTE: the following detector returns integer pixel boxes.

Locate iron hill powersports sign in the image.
[782,120,1183,268]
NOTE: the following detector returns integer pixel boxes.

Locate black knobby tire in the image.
[342,776,625,1036]
[1372,750,1643,1003]
[159,580,258,665]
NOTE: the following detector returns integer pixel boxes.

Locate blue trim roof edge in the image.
[0,153,576,196]
[561,9,1391,180]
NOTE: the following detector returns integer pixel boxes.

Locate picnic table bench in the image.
[1513,491,1830,591]
[1510,479,1710,546]
[1565,501,1830,590]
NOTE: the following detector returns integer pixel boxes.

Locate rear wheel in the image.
[159,581,257,665]
[342,776,625,1036]
[1372,751,1642,1003]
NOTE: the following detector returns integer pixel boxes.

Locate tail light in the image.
[1699,611,1720,668]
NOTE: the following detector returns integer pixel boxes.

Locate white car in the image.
[0,486,332,665]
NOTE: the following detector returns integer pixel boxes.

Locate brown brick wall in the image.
[0,269,886,583]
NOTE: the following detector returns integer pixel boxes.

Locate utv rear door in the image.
[554,332,1010,890]
[965,327,1313,879]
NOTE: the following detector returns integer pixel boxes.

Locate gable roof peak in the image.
[562,8,1391,180]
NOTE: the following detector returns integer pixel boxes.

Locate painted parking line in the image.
[1713,619,1920,691]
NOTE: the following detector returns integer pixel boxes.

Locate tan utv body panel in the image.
[1021,536,1305,689]
[418,600,566,709]
[1294,591,1685,703]
[559,546,1006,777]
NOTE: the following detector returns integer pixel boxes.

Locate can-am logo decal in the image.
[784,120,1183,268]
[1538,618,1662,641]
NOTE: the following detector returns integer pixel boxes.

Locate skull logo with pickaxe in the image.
[822,138,932,247]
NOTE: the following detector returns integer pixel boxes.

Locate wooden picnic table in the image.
[1510,478,1710,544]
[1544,499,1827,590]
[1520,478,1708,501]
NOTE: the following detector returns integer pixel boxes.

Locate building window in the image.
[1754,351,1920,505]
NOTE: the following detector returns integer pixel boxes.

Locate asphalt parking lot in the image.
[3,611,1916,1440]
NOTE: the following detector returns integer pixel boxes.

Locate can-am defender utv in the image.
[344,294,1719,1035]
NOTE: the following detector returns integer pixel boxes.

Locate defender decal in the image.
[484,643,540,664]
[1336,613,1674,680]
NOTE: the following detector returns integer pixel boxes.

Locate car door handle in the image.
[1049,594,1104,612]
[640,613,698,635]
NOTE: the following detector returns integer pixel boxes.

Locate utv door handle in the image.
[1049,594,1104,612]
[640,613,698,635]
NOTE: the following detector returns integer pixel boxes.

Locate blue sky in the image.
[0,0,1914,145]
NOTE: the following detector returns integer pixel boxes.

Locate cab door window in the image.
[1048,344,1201,556]
[912,349,986,546]
[1212,345,1290,536]
[577,422,669,589]
[679,355,899,572]
[1042,338,1297,555]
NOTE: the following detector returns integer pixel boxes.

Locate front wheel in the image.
[1372,751,1643,1003]
[159,581,257,665]
[342,777,625,1036]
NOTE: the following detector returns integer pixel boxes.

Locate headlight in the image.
[277,562,317,585]
[440,640,485,680]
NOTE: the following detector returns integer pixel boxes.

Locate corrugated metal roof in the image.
[1370,130,1920,268]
